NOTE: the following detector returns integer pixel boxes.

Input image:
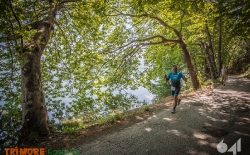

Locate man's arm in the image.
[165,74,169,83]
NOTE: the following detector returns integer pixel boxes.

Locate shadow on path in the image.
[76,76,250,155]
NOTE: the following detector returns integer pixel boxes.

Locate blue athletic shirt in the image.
[166,72,184,87]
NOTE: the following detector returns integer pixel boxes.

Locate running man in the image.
[221,65,227,86]
[165,65,187,113]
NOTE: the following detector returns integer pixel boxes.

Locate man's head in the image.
[172,65,177,73]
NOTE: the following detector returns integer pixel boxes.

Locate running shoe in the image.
[171,109,176,114]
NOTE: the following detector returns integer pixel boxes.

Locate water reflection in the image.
[47,86,156,123]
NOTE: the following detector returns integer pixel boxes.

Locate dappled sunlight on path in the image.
[75,76,250,155]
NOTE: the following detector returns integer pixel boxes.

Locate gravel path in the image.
[75,76,250,155]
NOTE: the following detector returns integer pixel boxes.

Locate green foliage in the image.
[226,38,250,73]
[142,106,150,112]
[216,0,250,38]
[0,0,250,149]
[123,111,137,118]
[97,112,122,125]
[0,103,22,149]
[241,67,250,78]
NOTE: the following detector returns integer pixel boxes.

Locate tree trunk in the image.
[179,38,200,89]
[205,24,217,78]
[204,59,210,79]
[217,15,222,75]
[200,42,216,81]
[20,5,56,137]
[21,46,49,136]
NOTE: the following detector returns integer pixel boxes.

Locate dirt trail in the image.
[75,76,250,155]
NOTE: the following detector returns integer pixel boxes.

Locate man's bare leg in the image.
[172,96,178,113]
[174,96,178,107]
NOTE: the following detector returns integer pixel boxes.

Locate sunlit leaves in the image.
[1,0,249,148]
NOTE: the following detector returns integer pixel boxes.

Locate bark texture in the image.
[21,46,49,136]
[205,24,217,78]
[217,15,222,75]
[200,42,216,81]
[179,36,200,89]
[20,2,57,137]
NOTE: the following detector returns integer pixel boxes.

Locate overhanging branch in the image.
[59,0,83,5]
[115,35,179,52]
[110,8,180,36]
[179,10,186,34]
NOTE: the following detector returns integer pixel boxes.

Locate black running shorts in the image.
[171,86,180,97]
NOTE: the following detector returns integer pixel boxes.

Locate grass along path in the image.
[71,76,250,155]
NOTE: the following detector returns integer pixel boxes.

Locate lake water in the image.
[46,86,156,123]
[0,57,156,122]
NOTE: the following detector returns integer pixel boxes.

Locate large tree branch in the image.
[109,35,179,62]
[139,41,174,47]
[110,8,181,37]
[150,16,181,37]
[109,35,179,63]
[59,0,83,6]
[116,35,179,52]
[179,9,187,34]
[137,35,180,43]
